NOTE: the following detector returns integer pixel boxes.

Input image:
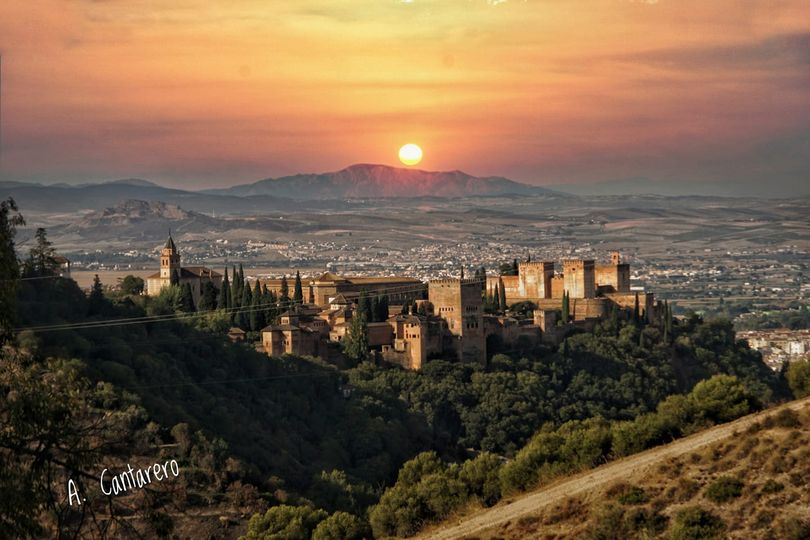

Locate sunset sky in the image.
[0,0,808,191]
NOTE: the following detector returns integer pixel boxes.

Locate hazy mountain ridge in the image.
[204,163,559,199]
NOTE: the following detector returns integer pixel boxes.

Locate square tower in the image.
[518,261,555,299]
[160,235,180,279]
[429,278,485,364]
[563,259,595,299]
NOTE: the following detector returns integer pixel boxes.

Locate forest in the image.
[1,197,807,539]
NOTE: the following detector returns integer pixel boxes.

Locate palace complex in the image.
[147,238,657,370]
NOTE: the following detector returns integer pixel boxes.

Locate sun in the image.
[398,144,423,166]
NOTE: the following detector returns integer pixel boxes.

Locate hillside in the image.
[206,163,559,199]
[418,397,810,540]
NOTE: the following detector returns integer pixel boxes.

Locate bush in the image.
[761,479,784,494]
[617,486,647,505]
[780,517,810,540]
[312,512,370,540]
[243,505,328,540]
[786,359,810,398]
[703,476,743,503]
[669,506,725,540]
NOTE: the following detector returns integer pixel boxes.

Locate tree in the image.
[511,258,519,276]
[170,268,180,286]
[498,279,507,312]
[312,512,370,540]
[280,275,290,305]
[120,275,145,295]
[293,271,304,305]
[244,505,328,540]
[343,311,370,364]
[786,358,810,398]
[235,279,252,329]
[198,281,218,311]
[250,280,265,331]
[230,267,241,309]
[375,295,390,322]
[561,291,570,324]
[28,228,58,277]
[88,274,106,315]
[0,198,24,344]
[179,282,196,312]
[633,292,640,324]
[218,268,230,312]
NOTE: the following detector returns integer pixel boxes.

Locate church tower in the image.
[160,235,180,279]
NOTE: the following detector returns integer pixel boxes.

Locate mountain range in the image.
[204,163,557,199]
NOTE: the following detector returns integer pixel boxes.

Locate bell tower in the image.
[160,235,180,279]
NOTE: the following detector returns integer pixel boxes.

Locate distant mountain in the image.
[0,180,300,216]
[70,200,201,227]
[205,163,559,199]
[547,177,809,198]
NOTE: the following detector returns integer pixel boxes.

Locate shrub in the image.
[669,506,725,540]
[312,512,371,540]
[617,486,648,505]
[786,359,810,398]
[704,476,744,503]
[780,517,810,540]
[761,479,784,494]
[773,408,801,428]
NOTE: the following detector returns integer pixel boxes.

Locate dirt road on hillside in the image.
[418,397,810,540]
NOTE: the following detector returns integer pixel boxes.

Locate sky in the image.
[0,0,808,193]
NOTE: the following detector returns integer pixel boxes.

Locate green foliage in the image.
[703,475,743,503]
[179,282,196,312]
[688,374,756,424]
[780,517,810,540]
[218,268,230,311]
[293,271,304,305]
[120,274,145,295]
[761,479,784,494]
[617,486,647,505]
[586,504,667,540]
[786,358,810,398]
[312,511,370,540]
[0,198,24,344]
[458,452,502,506]
[668,506,725,540]
[343,311,370,365]
[243,505,328,540]
[199,280,218,311]
[25,227,59,277]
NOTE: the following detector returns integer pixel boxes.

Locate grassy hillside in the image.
[437,405,810,540]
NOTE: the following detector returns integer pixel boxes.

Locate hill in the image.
[205,163,560,199]
[418,398,810,540]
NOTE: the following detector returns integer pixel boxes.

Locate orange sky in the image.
[0,0,808,190]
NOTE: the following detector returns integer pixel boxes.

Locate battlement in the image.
[519,261,554,269]
[430,278,481,287]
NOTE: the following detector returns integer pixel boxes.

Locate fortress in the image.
[144,239,655,370]
[487,251,654,323]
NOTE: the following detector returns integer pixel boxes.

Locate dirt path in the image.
[418,396,810,540]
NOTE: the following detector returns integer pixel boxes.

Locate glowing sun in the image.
[398,143,423,166]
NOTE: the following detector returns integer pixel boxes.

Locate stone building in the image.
[381,314,446,370]
[429,278,486,364]
[260,309,328,360]
[487,252,656,322]
[146,235,222,305]
[261,272,422,308]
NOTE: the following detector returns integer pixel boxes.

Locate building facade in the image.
[146,235,222,305]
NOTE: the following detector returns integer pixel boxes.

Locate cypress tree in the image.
[199,281,217,311]
[231,266,241,308]
[376,295,389,321]
[561,291,570,324]
[633,292,640,325]
[251,280,264,331]
[293,270,304,305]
[218,268,230,311]
[280,275,290,305]
[498,279,507,312]
[179,282,195,312]
[511,258,519,276]
[265,290,278,325]
[343,310,370,364]
[170,269,180,286]
[401,300,410,315]
[235,280,252,329]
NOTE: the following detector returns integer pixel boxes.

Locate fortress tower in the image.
[596,251,631,293]
[563,259,595,299]
[429,278,485,364]
[518,261,555,299]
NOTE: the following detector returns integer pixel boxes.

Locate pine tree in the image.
[561,291,570,324]
[88,274,106,315]
[29,227,57,276]
[218,268,230,311]
[293,271,304,305]
[179,282,195,312]
[199,281,218,311]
